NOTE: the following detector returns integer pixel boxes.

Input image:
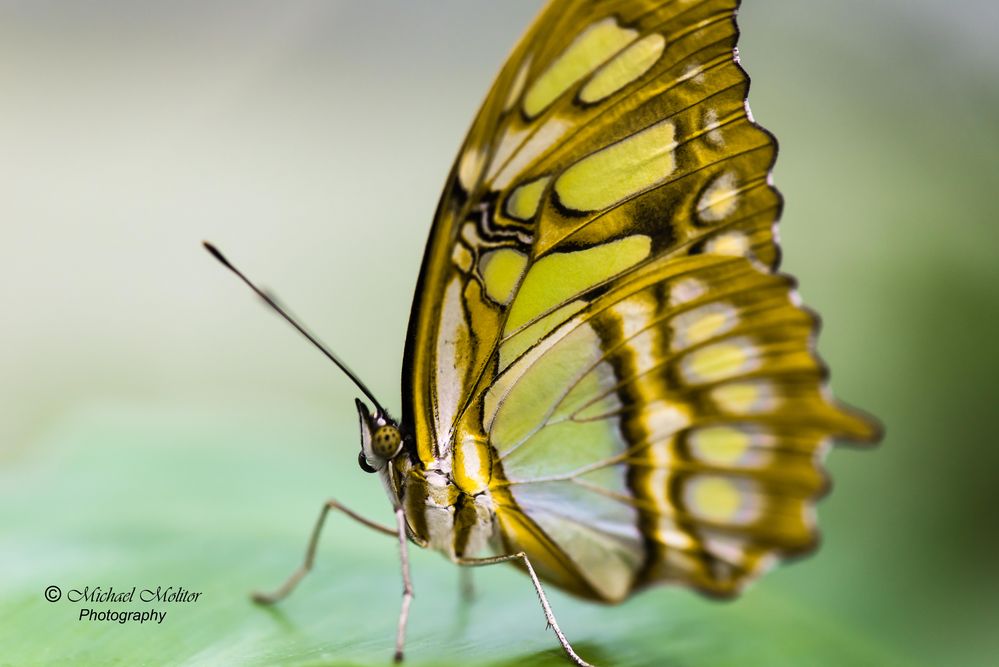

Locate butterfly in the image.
[207,1,881,665]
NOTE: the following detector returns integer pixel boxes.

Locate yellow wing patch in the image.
[705,231,751,257]
[554,119,677,212]
[671,301,738,349]
[681,338,758,383]
[580,33,666,104]
[688,426,752,467]
[505,234,651,332]
[480,248,528,305]
[505,176,551,221]
[686,475,756,524]
[712,380,779,414]
[523,17,637,118]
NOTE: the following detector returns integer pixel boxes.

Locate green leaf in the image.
[0,404,917,666]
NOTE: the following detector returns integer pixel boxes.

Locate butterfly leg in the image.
[251,498,395,605]
[393,507,414,663]
[455,552,593,667]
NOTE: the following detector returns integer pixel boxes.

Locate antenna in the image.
[203,241,386,415]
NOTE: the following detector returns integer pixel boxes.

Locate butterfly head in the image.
[355,398,404,473]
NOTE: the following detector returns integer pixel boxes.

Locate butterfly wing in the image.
[402,0,880,602]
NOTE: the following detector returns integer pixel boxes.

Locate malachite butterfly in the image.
[207,1,881,665]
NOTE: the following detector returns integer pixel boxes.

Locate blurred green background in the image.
[2,1,997,665]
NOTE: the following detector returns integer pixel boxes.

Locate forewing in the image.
[403,0,773,461]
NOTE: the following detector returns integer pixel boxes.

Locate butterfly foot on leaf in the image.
[249,590,273,605]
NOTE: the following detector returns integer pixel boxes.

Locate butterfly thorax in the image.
[356,396,499,560]
[391,446,498,560]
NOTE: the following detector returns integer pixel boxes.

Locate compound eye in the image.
[357,450,378,473]
[371,425,402,458]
